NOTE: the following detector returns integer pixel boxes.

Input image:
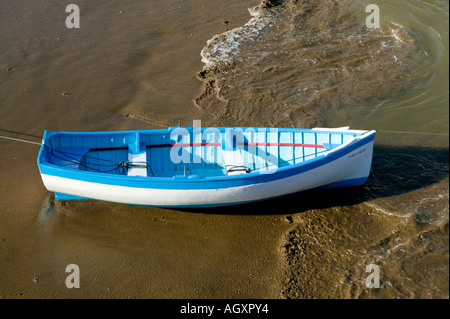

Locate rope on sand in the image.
[376,130,449,136]
[1,129,448,147]
[0,135,42,145]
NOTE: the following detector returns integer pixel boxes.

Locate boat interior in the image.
[41,128,361,178]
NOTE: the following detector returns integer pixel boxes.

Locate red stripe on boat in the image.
[241,142,324,148]
[90,143,324,151]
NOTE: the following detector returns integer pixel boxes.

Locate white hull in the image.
[41,138,374,207]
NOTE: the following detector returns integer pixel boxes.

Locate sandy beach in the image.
[1,0,448,300]
[0,0,289,298]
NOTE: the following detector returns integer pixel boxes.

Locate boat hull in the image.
[38,130,375,207]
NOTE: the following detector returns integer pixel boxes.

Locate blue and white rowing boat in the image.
[37,126,376,208]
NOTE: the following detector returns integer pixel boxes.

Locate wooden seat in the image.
[221,129,248,176]
[128,143,147,177]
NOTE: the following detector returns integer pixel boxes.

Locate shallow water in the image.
[198,0,448,136]
[197,0,449,298]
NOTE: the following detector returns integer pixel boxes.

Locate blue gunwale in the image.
[38,128,375,190]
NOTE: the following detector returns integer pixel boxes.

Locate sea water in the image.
[197,0,448,298]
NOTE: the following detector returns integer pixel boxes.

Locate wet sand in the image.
[0,0,289,298]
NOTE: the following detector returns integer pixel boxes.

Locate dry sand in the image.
[0,0,292,298]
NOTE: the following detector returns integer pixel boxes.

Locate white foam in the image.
[200,7,272,68]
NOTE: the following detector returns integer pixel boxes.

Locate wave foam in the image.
[200,7,271,68]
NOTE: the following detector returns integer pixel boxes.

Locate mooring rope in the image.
[1,129,447,177]
[1,129,448,147]
[376,130,449,136]
[0,134,156,176]
[0,135,42,145]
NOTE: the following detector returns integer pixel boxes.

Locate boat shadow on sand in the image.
[181,144,449,215]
